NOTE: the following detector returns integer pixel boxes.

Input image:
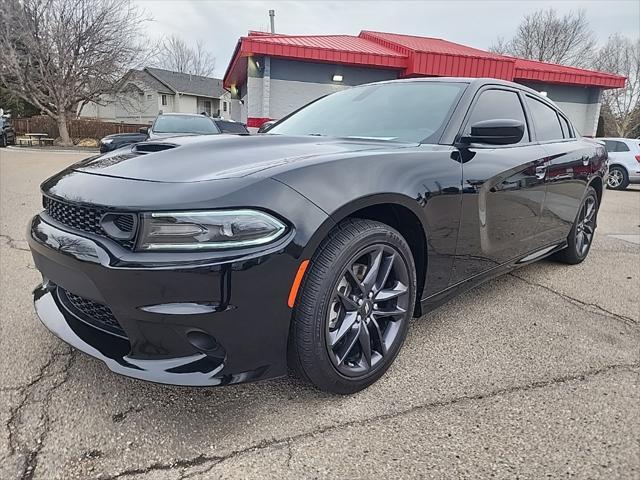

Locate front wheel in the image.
[607,166,629,190]
[289,219,416,394]
[553,186,598,265]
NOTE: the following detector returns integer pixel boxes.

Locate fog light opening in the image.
[187,330,220,353]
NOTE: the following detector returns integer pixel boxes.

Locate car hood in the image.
[72,134,413,183]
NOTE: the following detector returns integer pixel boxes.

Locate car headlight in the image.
[101,138,114,144]
[138,210,287,251]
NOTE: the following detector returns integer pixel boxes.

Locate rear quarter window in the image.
[559,115,574,139]
[603,140,630,152]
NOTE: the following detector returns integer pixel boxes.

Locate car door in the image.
[451,87,549,284]
[525,95,592,243]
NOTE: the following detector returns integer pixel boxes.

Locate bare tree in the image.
[594,35,640,137]
[0,0,149,145]
[155,35,216,77]
[489,8,596,67]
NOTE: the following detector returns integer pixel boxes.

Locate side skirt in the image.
[419,240,568,314]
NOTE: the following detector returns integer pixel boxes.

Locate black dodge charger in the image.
[28,78,607,394]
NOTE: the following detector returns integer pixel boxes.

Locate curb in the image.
[5,146,98,154]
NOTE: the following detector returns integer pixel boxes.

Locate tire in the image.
[289,218,417,394]
[0,134,6,148]
[607,166,629,190]
[553,186,598,265]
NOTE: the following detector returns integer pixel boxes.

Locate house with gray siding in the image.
[224,30,625,134]
[80,67,232,123]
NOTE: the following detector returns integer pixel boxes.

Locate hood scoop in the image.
[133,142,177,155]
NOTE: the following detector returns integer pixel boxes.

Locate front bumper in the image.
[28,214,300,386]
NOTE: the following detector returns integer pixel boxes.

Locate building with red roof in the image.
[223,30,625,135]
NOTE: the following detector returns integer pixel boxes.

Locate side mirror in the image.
[139,127,148,135]
[257,120,276,134]
[461,119,525,146]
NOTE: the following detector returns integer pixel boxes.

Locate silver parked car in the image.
[598,137,640,190]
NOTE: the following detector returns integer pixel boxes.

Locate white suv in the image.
[598,137,640,190]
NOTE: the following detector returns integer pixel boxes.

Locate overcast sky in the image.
[136,0,640,78]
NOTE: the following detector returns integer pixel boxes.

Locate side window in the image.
[603,140,630,152]
[559,115,574,139]
[615,141,630,152]
[526,96,564,142]
[466,89,529,142]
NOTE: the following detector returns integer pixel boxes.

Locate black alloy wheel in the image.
[289,218,416,394]
[554,186,598,264]
[326,244,410,377]
[574,194,597,258]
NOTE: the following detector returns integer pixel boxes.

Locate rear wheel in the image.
[607,166,629,190]
[290,219,416,394]
[553,186,598,265]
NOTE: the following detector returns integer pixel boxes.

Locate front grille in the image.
[58,288,128,339]
[113,214,135,232]
[44,196,104,235]
[43,197,136,250]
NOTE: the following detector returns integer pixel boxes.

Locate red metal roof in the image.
[223,30,625,90]
[360,31,505,58]
[239,35,406,69]
[513,57,626,88]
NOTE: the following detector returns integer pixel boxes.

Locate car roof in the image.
[158,112,210,117]
[352,76,554,109]
[597,137,639,142]
[367,76,541,91]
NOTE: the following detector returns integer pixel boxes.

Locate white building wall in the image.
[269,79,350,119]
[247,76,264,119]
[158,93,175,113]
[114,89,158,122]
[176,94,198,113]
[80,86,160,124]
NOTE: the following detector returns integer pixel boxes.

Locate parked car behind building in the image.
[99,114,249,153]
[0,116,16,147]
[598,137,640,190]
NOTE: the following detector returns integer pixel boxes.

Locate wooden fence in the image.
[12,117,149,140]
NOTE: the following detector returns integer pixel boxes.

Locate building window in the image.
[161,94,167,106]
[204,100,212,116]
[223,102,227,112]
[147,94,152,100]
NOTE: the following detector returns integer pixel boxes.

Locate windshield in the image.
[268,81,467,143]
[152,115,219,134]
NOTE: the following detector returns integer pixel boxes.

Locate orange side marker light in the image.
[287,260,309,308]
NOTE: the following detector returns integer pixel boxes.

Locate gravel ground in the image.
[1,147,638,479]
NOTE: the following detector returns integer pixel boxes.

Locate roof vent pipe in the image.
[269,10,275,34]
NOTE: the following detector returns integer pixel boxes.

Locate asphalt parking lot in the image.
[1,147,638,479]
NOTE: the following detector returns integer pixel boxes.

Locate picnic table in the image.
[23,133,52,146]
